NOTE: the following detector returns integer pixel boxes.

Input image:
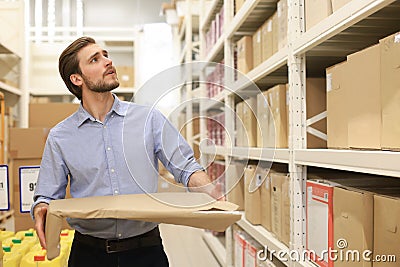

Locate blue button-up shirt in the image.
[31,95,203,239]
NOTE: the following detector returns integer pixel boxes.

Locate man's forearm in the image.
[187,171,225,200]
[187,171,213,194]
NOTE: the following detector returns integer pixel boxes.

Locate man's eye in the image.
[91,58,98,63]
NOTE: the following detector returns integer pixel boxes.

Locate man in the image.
[31,36,223,267]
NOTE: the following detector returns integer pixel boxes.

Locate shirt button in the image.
[104,126,107,129]
[107,147,111,151]
[111,169,115,173]
[118,233,122,237]
[111,115,114,118]
[114,190,119,194]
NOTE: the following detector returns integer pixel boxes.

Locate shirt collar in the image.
[76,93,129,127]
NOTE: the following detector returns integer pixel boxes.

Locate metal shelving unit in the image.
[203,231,227,266]
[201,145,290,164]
[295,149,400,178]
[204,33,225,63]
[184,0,400,266]
[0,1,28,127]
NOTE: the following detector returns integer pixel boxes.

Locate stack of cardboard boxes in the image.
[231,162,290,267]
[327,32,400,150]
[228,161,290,251]
[305,0,352,31]
[306,176,400,267]
[236,0,284,75]
[235,79,326,150]
[8,103,78,231]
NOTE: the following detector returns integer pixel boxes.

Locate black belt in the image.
[74,227,162,253]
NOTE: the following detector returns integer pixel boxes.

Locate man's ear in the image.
[70,74,83,86]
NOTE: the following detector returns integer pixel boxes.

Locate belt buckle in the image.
[105,239,118,254]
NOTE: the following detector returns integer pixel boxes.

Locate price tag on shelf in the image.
[19,166,40,213]
[0,165,10,210]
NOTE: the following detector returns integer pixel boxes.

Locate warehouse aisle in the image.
[159,224,221,267]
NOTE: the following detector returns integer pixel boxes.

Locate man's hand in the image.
[34,202,49,249]
[209,181,225,201]
[188,171,226,201]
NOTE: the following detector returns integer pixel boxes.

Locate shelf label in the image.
[326,73,332,92]
[395,33,400,43]
[20,166,40,213]
[0,165,10,210]
[286,88,289,104]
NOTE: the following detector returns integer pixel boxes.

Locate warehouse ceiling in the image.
[83,0,167,27]
[30,0,168,28]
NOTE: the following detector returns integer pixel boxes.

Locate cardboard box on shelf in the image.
[331,0,352,12]
[245,239,262,267]
[260,169,272,231]
[115,66,135,88]
[30,96,51,104]
[307,178,378,267]
[306,180,334,267]
[253,27,262,68]
[305,0,332,31]
[242,97,257,147]
[244,165,261,225]
[226,162,246,210]
[271,172,289,246]
[272,12,279,54]
[373,193,400,267]
[326,60,349,149]
[306,78,327,148]
[235,0,245,14]
[261,18,274,62]
[237,36,253,74]
[380,32,400,150]
[29,103,79,128]
[256,91,271,148]
[234,231,247,267]
[268,84,288,148]
[333,186,373,267]
[236,101,244,146]
[277,0,287,50]
[347,44,381,149]
[9,128,49,159]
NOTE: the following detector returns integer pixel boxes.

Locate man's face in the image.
[77,43,120,93]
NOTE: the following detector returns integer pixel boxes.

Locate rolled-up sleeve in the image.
[30,132,69,220]
[152,109,204,187]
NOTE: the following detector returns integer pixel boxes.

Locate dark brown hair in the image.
[58,36,96,100]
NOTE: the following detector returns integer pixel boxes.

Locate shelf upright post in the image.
[185,0,194,149]
[20,0,30,127]
[223,0,235,266]
[199,0,208,168]
[287,0,307,264]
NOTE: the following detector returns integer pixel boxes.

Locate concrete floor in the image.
[160,224,221,267]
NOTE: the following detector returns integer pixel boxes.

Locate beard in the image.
[81,73,119,93]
